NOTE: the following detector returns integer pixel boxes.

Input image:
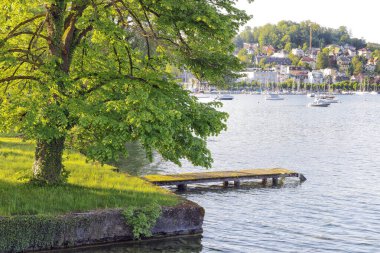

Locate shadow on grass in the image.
[0,179,178,216]
[0,139,34,151]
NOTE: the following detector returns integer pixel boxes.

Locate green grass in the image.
[0,137,179,216]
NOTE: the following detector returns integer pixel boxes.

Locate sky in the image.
[235,0,380,44]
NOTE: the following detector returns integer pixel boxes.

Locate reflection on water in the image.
[90,95,380,252]
[54,236,202,253]
[112,142,164,176]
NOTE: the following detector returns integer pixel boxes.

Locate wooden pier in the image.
[143,168,306,190]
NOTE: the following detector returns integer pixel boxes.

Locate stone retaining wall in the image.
[0,200,204,252]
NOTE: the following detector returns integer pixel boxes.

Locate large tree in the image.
[0,0,250,184]
[316,48,329,69]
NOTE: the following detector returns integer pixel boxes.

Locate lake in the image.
[69,94,380,253]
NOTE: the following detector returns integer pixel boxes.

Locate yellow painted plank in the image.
[143,168,297,183]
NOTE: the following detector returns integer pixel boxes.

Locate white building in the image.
[243,43,259,55]
[308,71,324,84]
[358,48,372,59]
[321,68,337,77]
[291,48,304,57]
[272,50,289,58]
[238,68,278,84]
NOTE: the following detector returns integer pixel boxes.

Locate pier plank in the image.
[143,168,305,187]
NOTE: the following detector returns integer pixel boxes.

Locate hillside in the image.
[234,20,367,50]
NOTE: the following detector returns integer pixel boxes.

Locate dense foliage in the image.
[235,20,366,50]
[0,1,250,183]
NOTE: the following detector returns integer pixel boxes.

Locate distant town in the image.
[181,21,380,93]
[233,43,379,93]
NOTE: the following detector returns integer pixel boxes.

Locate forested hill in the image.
[234,20,367,51]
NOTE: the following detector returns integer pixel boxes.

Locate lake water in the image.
[70,94,380,253]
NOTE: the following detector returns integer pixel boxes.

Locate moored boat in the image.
[216,94,234,100]
[315,94,339,103]
[308,98,330,107]
[265,93,284,100]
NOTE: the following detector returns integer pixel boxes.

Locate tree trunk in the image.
[32,137,65,184]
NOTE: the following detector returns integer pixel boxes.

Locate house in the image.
[243,43,259,55]
[351,73,365,83]
[343,44,357,56]
[305,48,320,59]
[337,56,351,72]
[365,58,377,73]
[300,57,316,69]
[276,65,291,83]
[237,68,278,84]
[255,56,292,66]
[308,71,324,84]
[272,50,289,58]
[334,72,350,83]
[262,45,276,55]
[346,48,356,57]
[321,68,337,78]
[180,71,202,91]
[291,48,304,57]
[327,44,342,56]
[358,48,372,59]
[288,66,309,84]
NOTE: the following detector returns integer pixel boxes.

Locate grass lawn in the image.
[0,137,178,216]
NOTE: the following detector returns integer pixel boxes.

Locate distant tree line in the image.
[234,20,367,50]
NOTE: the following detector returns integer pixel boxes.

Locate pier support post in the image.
[299,174,307,182]
[234,180,240,187]
[262,178,267,185]
[272,177,279,186]
[177,184,187,191]
[223,181,229,187]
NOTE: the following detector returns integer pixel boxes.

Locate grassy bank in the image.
[0,137,178,216]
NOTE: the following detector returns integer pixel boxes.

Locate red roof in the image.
[301,57,315,63]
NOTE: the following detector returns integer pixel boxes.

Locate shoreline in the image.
[0,199,204,253]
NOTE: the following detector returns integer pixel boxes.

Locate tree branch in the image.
[113,45,122,74]
[0,76,41,83]
[124,45,134,76]
[8,13,46,36]
[5,31,50,43]
[7,49,44,66]
[75,25,93,46]
[28,16,48,53]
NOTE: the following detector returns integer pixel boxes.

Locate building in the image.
[337,56,351,72]
[343,45,357,56]
[262,45,276,55]
[291,48,304,57]
[180,71,202,91]
[305,48,320,59]
[287,66,309,84]
[365,58,378,73]
[237,68,278,84]
[321,68,337,77]
[243,43,259,55]
[327,44,342,56]
[308,71,324,84]
[334,72,350,83]
[358,48,372,59]
[300,57,316,70]
[272,50,289,58]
